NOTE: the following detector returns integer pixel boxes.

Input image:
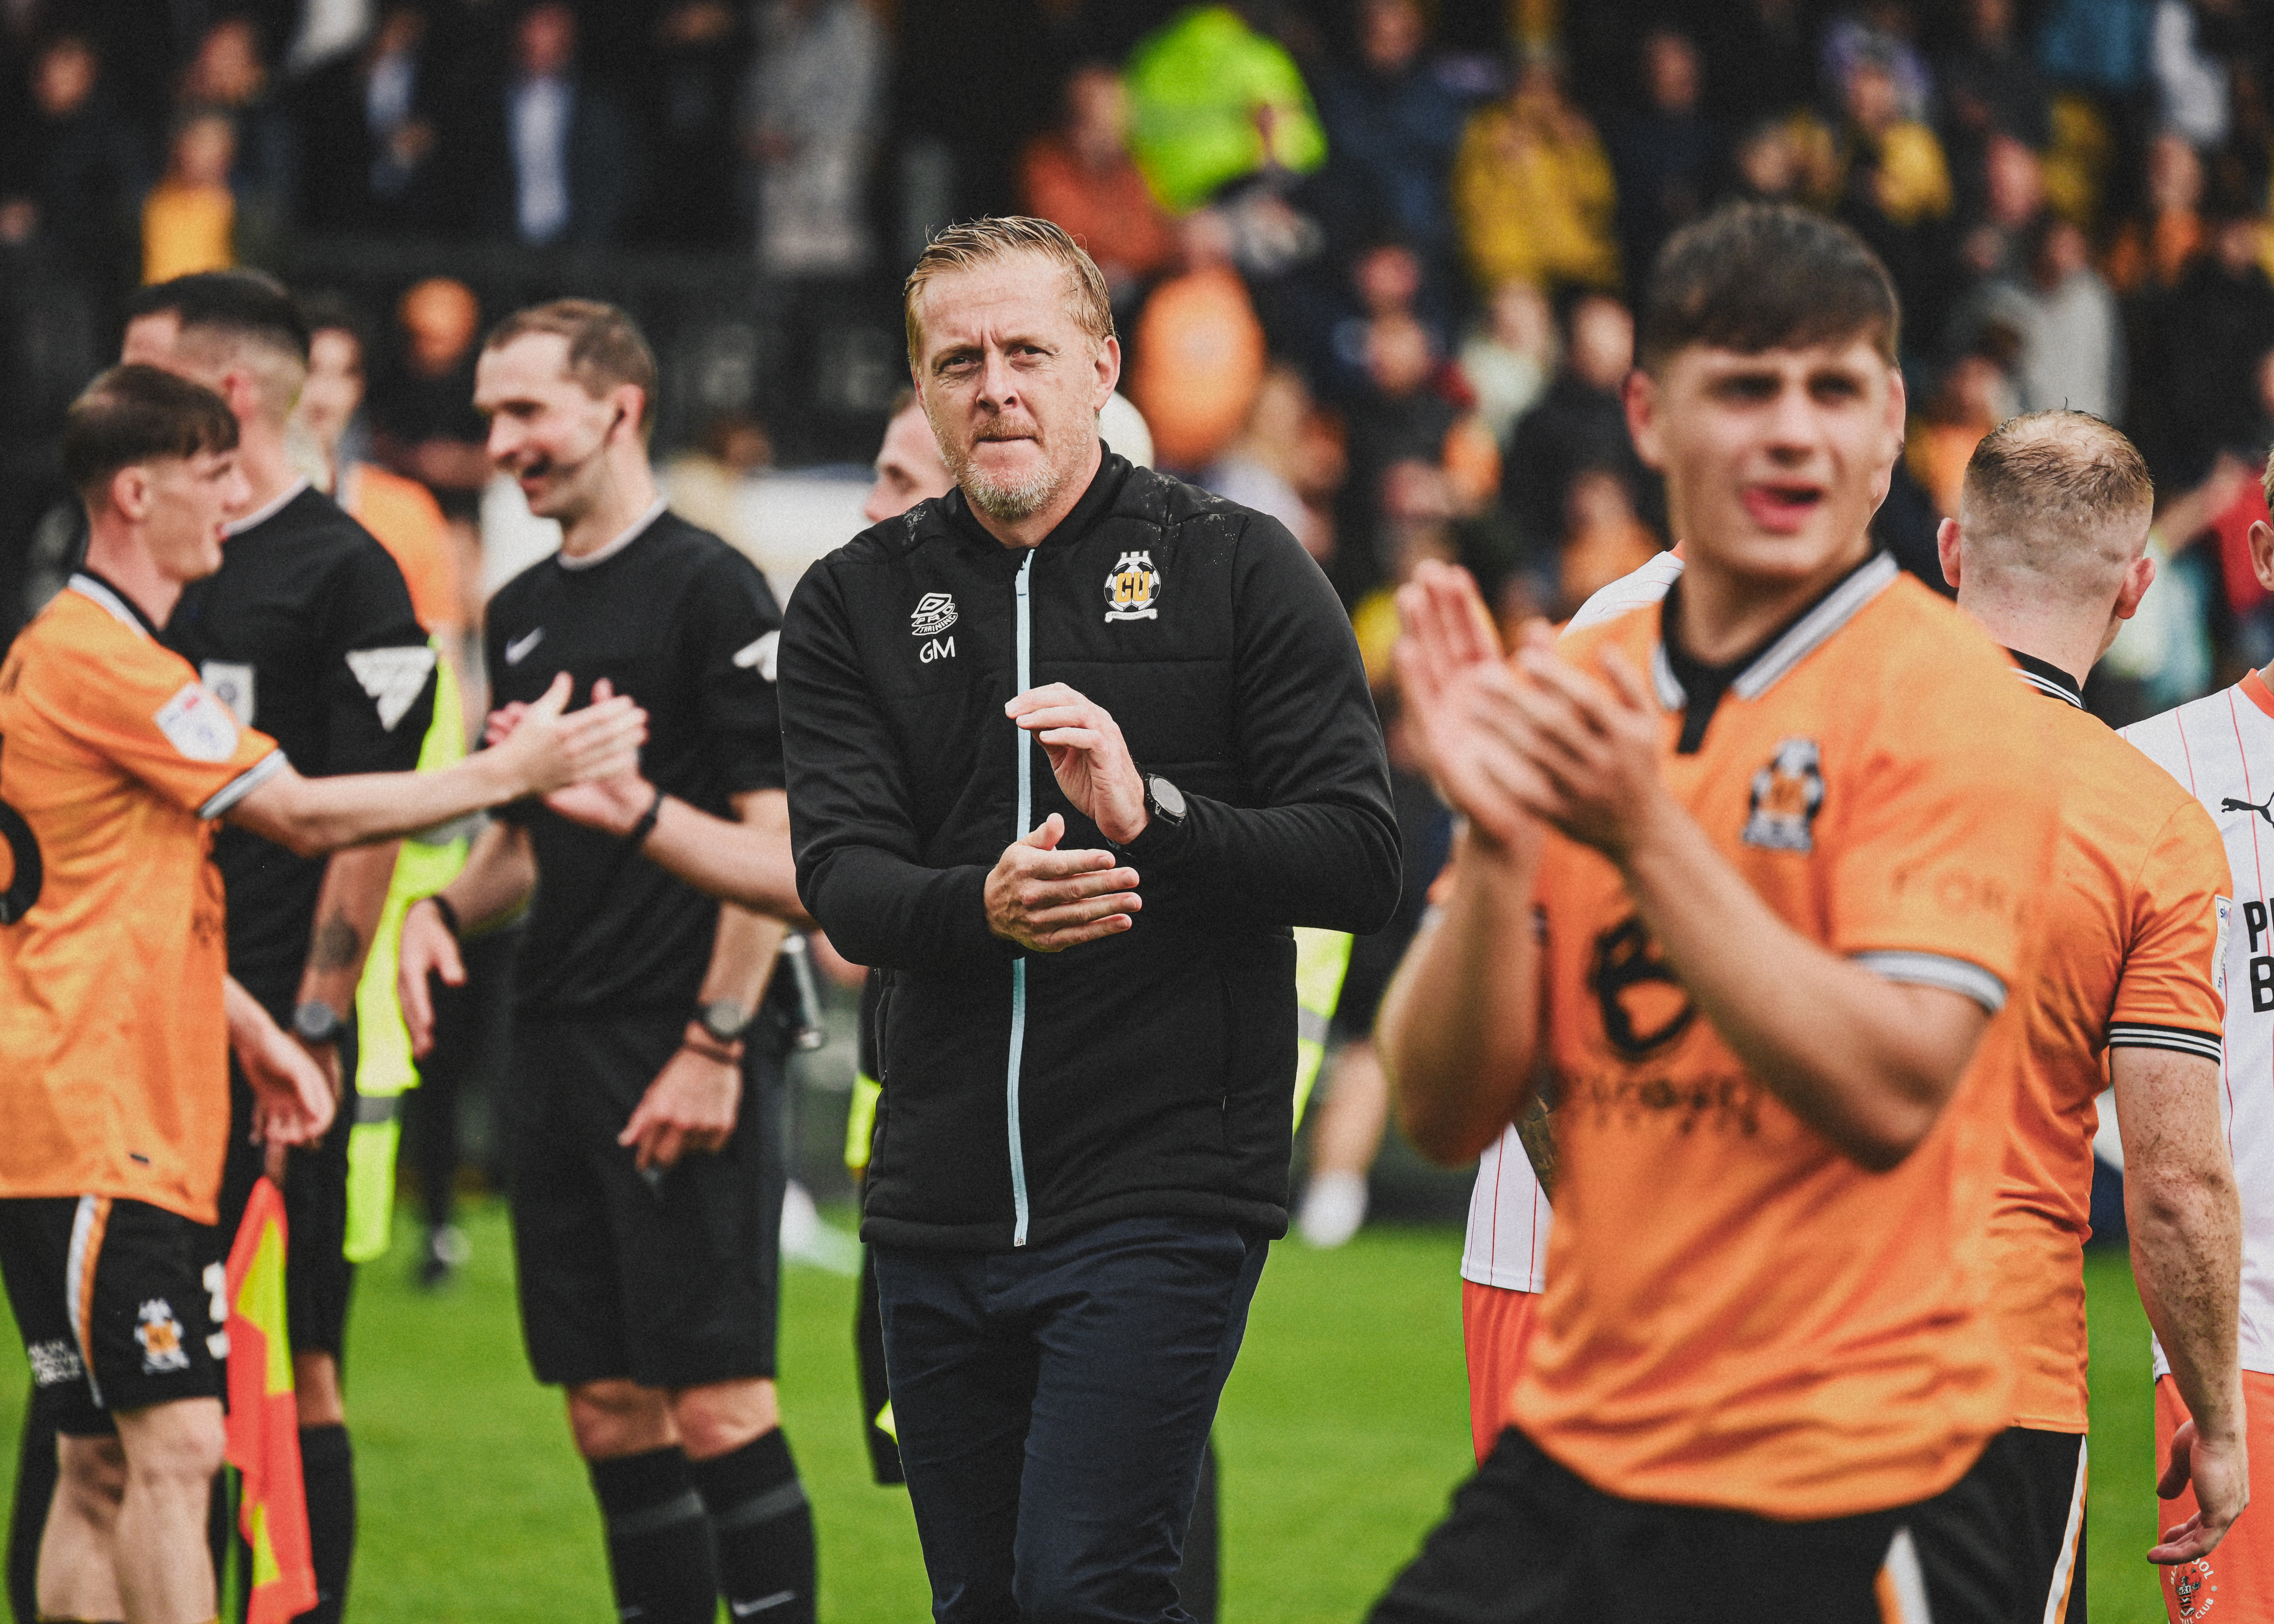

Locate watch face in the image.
[1151,776,1187,820]
[699,1000,751,1041]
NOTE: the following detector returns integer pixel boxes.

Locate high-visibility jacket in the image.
[345,644,469,1261]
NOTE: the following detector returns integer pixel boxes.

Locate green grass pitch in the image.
[0,1210,2172,1621]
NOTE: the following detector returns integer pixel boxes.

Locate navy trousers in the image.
[873,1215,1269,1624]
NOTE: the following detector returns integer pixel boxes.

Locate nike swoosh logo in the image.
[730,1593,796,1616]
[505,628,544,665]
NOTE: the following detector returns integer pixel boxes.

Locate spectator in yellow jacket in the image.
[1451,62,1620,294]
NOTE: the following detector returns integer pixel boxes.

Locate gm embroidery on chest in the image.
[1740,737,1825,853]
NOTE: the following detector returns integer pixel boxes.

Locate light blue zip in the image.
[1007,550,1035,1246]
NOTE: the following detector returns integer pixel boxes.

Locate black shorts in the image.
[200,1016,358,1361]
[0,1196,224,1435]
[1367,1425,2022,1624]
[1910,1425,2086,1622]
[508,1012,788,1390]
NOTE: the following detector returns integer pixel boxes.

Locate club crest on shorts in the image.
[2172,1559,2216,1619]
[1104,552,1161,622]
[135,1298,191,1374]
[1741,738,1824,853]
[910,593,957,637]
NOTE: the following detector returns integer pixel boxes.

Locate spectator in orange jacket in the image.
[1020,65,1175,318]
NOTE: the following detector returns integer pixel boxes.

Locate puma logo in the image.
[2222,791,2274,828]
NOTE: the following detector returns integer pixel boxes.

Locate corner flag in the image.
[224,1176,319,1624]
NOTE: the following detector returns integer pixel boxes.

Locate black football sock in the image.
[11,1392,58,1624]
[689,1429,815,1624]
[588,1448,719,1624]
[298,1425,354,1624]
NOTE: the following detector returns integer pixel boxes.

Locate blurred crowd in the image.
[11,0,2274,720]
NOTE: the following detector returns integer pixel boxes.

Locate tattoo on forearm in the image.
[1515,1092,1557,1199]
[310,912,363,971]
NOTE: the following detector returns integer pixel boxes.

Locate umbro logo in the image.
[2222,791,2274,829]
[910,593,957,637]
[505,628,545,665]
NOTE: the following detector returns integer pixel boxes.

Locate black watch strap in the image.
[628,785,666,847]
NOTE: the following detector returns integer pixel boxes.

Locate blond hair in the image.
[1960,410,2154,584]
[903,217,1115,368]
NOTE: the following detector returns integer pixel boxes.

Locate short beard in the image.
[958,458,1062,522]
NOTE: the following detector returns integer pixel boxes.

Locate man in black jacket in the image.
[779,217,1400,1623]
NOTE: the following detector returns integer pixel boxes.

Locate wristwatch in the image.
[292,999,347,1047]
[695,999,753,1045]
[1143,773,1188,830]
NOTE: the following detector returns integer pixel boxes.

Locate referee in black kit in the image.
[394,300,818,1624]
[124,271,437,1624]
[780,218,1400,1622]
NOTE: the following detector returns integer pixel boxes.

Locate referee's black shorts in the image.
[508,1011,788,1391]
[1367,1425,2024,1624]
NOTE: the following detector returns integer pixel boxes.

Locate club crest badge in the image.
[910,593,957,637]
[1740,738,1825,853]
[2172,1559,2216,1619]
[135,1298,191,1374]
[1104,552,1161,623]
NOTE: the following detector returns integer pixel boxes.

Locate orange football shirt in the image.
[1992,657,2228,1433]
[1511,554,2062,1520]
[342,460,459,634]
[0,574,282,1223]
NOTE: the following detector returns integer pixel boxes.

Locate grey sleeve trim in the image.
[1852,950,2007,1014]
[198,749,286,820]
[2106,1024,2224,1064]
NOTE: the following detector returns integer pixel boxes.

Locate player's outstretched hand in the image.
[546,679,659,834]
[489,672,648,797]
[1006,683,1148,844]
[984,813,1140,952]
[398,897,465,1059]
[2152,1417,2250,1564]
[620,1044,741,1172]
[492,677,656,832]
[225,980,335,1151]
[1392,561,1543,851]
